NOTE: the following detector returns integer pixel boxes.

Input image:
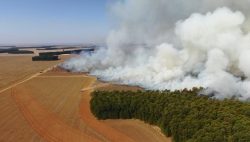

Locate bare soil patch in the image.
[0,58,171,142]
[80,87,136,142]
[103,119,172,142]
[12,85,100,142]
[0,89,44,142]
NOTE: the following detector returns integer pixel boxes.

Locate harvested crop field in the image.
[0,63,171,142]
[0,55,70,91]
[0,71,101,142]
[0,89,43,142]
[103,119,171,142]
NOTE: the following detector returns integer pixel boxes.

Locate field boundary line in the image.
[0,67,53,94]
[79,77,136,142]
[11,87,101,142]
[36,75,85,78]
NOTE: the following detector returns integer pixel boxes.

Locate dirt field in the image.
[0,89,43,142]
[0,59,171,142]
[0,55,70,91]
[12,76,100,142]
[103,119,170,142]
[94,81,171,142]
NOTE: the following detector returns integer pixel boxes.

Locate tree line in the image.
[90,88,250,142]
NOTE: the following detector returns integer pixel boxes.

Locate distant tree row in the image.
[0,48,33,54]
[32,55,59,61]
[91,88,250,142]
[38,48,93,56]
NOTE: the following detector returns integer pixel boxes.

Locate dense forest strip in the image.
[91,89,250,142]
[80,89,136,142]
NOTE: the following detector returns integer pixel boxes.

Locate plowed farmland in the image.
[0,58,170,142]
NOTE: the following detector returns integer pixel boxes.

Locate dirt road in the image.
[0,68,171,142]
[0,67,52,94]
[12,87,100,142]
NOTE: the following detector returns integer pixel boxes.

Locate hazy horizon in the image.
[0,0,111,45]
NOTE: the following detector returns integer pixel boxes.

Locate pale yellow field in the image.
[0,65,100,142]
[0,57,171,142]
[0,89,43,142]
[11,75,101,142]
[0,55,70,91]
[103,119,171,142]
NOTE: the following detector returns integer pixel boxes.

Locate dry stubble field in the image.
[0,55,171,142]
[0,55,71,91]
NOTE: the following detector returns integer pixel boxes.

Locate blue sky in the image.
[0,0,111,45]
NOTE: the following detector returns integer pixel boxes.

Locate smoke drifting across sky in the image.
[62,0,250,100]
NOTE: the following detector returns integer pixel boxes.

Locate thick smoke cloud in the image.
[62,0,250,100]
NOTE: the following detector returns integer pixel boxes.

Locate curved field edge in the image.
[90,89,250,142]
[12,86,101,142]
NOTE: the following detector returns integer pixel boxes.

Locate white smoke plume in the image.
[62,0,250,100]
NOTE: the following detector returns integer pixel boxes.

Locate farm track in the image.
[0,55,70,91]
[7,73,135,142]
[11,87,100,142]
[0,63,170,142]
[0,72,41,94]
